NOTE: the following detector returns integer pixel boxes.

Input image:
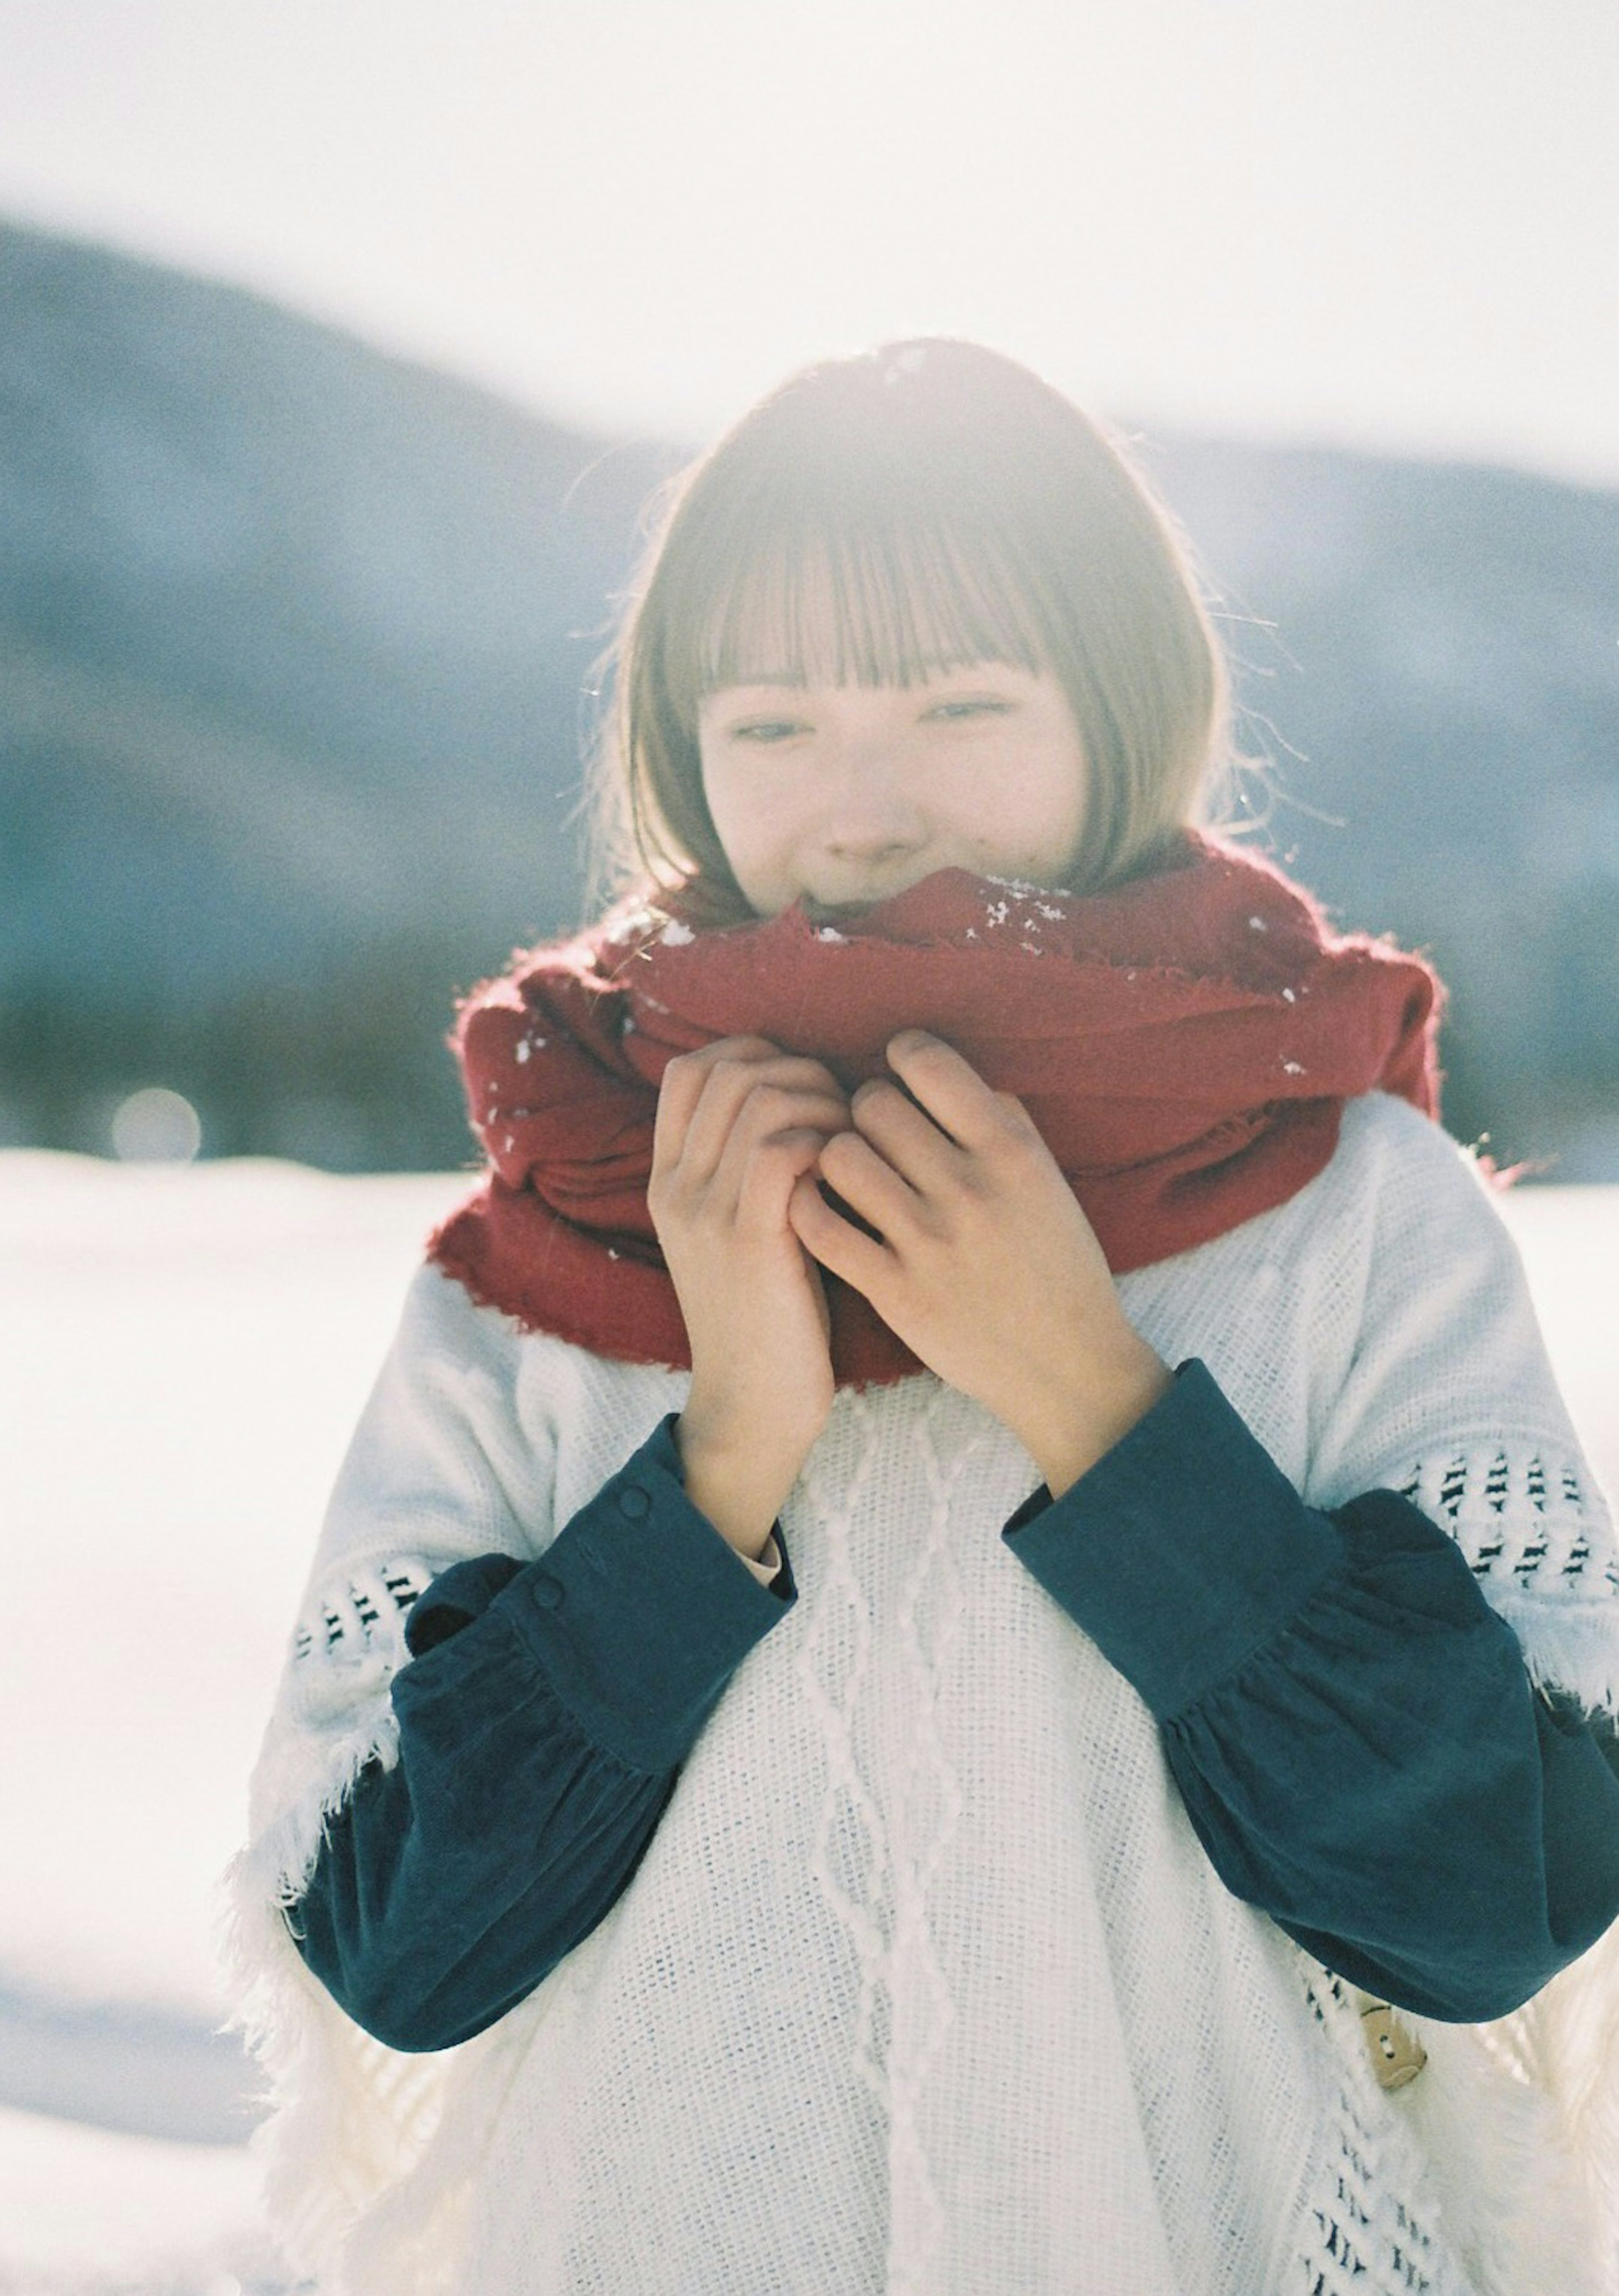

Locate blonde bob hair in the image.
[594,338,1232,917]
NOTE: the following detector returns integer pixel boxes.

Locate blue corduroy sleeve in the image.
[1003,1358,1619,2022]
[288,1414,794,2052]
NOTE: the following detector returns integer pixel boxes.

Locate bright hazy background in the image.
[0,0,1614,479]
[2,6,1616,2287]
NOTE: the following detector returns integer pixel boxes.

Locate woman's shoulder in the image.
[395,1254,524,1356]
[1213,1092,1533,1385]
[355,1257,531,1414]
[1317,1090,1511,1242]
[330,1262,566,1483]
[382,1260,688,1467]
[1335,1087,1493,1180]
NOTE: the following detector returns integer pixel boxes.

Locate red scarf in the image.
[429,832,1446,1387]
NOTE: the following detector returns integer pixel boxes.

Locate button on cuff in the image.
[495,1414,796,1771]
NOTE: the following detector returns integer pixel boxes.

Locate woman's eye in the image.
[928,698,1010,722]
[732,719,805,744]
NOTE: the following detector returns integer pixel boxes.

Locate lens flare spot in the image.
[111,1087,202,1164]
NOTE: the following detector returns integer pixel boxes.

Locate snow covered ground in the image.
[0,1153,465,2291]
[0,1147,1615,2288]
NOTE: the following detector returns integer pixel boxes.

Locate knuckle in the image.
[991,1098,1037,1149]
[906,1197,947,1242]
[646,1173,690,1228]
[955,1165,993,1208]
[741,1132,799,1186]
[773,1057,840,1101]
[694,1038,760,1080]
[733,1083,793,1136]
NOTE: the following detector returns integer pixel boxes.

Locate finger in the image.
[884,1030,1024,1155]
[657,1042,842,1177]
[653,1037,782,1167]
[816,1128,923,1241]
[788,1173,893,1298]
[685,1067,849,1188]
[708,1086,853,1213]
[848,1075,965,1196]
[733,1126,846,1231]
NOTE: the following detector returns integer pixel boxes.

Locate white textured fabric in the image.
[226,1092,1619,2296]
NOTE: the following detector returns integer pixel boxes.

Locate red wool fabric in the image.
[429,832,1447,1388]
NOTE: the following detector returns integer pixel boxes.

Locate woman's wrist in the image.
[1008,1339,1173,1501]
[675,1395,818,1561]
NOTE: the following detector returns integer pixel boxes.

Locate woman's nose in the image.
[818,738,928,856]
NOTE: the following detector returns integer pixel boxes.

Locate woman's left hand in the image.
[788,1030,1171,1496]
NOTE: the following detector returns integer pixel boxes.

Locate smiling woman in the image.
[605,337,1230,917]
[695,664,1090,918]
[231,336,1619,2296]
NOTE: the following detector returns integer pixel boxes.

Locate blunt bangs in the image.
[665,516,1049,708]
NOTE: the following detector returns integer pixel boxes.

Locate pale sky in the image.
[0,0,1614,482]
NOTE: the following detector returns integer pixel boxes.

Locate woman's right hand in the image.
[648,1036,851,1558]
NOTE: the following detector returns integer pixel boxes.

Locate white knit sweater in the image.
[227,1092,1619,2296]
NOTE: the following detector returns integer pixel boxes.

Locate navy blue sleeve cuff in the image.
[1002,1359,1344,1720]
[493,1414,796,1773]
[405,1554,525,1656]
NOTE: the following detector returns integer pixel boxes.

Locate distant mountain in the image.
[1143,433,1619,1175]
[2,217,1614,1172]
[0,218,680,1161]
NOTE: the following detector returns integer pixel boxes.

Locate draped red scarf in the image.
[429,832,1447,1387]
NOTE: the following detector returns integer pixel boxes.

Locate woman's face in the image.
[696,662,1089,919]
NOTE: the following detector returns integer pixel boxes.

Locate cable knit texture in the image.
[225,1092,1619,2296]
